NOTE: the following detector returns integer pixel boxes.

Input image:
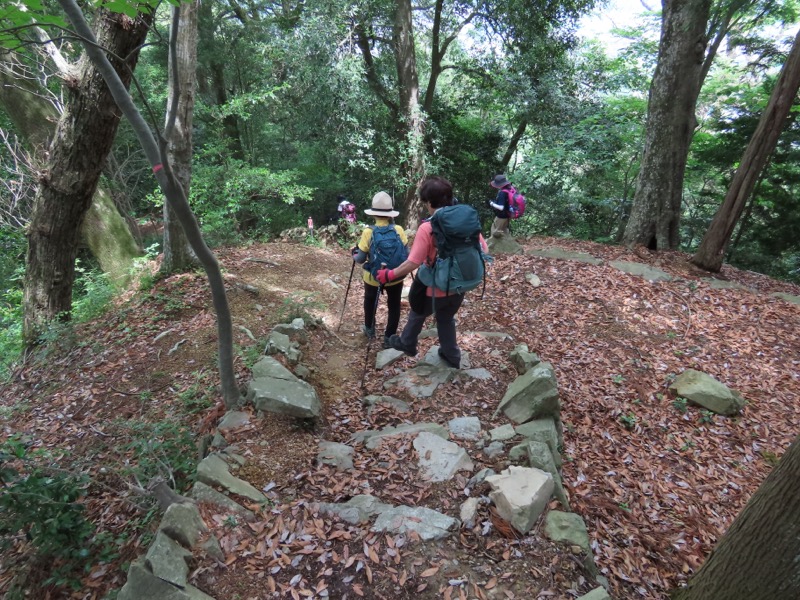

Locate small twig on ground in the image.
[245,257,279,266]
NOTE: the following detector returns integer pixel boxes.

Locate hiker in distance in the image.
[337,195,357,224]
[376,176,489,370]
[351,192,409,348]
[487,173,513,237]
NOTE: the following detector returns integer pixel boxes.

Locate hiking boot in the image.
[438,348,461,369]
[361,325,375,339]
[388,334,417,357]
[382,336,392,349]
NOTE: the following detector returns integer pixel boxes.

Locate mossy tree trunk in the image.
[23,9,152,343]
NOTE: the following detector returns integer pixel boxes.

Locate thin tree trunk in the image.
[0,51,141,287]
[622,0,711,250]
[671,436,800,600]
[22,9,152,343]
[162,0,199,274]
[691,27,800,272]
[501,119,528,170]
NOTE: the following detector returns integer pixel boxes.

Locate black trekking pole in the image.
[336,259,357,332]
[359,263,386,390]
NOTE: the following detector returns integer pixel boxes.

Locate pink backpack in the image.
[343,202,356,223]
[505,187,526,219]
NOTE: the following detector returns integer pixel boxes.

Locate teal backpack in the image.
[417,204,492,295]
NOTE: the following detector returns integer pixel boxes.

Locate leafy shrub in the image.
[116,421,197,494]
[0,437,94,588]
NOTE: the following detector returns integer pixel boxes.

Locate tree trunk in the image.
[162,0,199,274]
[501,119,528,171]
[393,0,425,229]
[691,27,800,271]
[671,436,800,600]
[622,0,711,250]
[58,0,241,408]
[0,51,141,287]
[22,9,152,343]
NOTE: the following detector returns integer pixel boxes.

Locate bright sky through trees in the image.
[578,0,657,52]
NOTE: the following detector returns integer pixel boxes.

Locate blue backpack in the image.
[417,204,492,295]
[365,225,408,280]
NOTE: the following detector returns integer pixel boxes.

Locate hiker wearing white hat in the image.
[350,192,408,347]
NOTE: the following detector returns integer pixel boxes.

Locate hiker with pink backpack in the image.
[487,174,525,237]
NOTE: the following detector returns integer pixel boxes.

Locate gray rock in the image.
[272,318,308,343]
[487,234,524,255]
[190,481,256,522]
[527,248,603,265]
[525,273,542,287]
[484,441,505,458]
[469,331,514,341]
[486,466,554,534]
[544,511,591,552]
[456,368,493,381]
[160,502,207,548]
[351,422,449,450]
[609,260,671,282]
[218,410,250,432]
[384,363,456,397]
[496,362,560,424]
[448,416,482,440]
[265,330,293,355]
[423,346,471,369]
[525,441,569,508]
[251,356,295,381]
[196,454,266,503]
[772,291,800,305]
[707,278,747,290]
[468,468,496,488]
[118,558,216,600]
[316,494,391,524]
[460,497,481,529]
[376,348,406,369]
[372,505,459,540]
[509,344,541,375]
[247,376,321,419]
[413,432,474,482]
[515,417,562,468]
[201,535,225,562]
[294,364,311,379]
[669,369,745,416]
[317,441,354,471]
[577,588,612,600]
[489,424,516,442]
[362,394,410,413]
[145,531,192,587]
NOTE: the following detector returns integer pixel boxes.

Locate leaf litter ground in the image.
[0,237,798,599]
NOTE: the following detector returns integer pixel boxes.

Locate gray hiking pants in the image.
[399,293,465,367]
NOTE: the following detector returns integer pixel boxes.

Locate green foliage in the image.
[116,420,197,494]
[189,151,315,244]
[673,397,689,414]
[0,261,24,379]
[178,371,214,414]
[0,437,96,589]
[277,291,325,323]
[618,413,637,430]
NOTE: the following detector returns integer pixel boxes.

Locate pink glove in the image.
[376,269,394,285]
